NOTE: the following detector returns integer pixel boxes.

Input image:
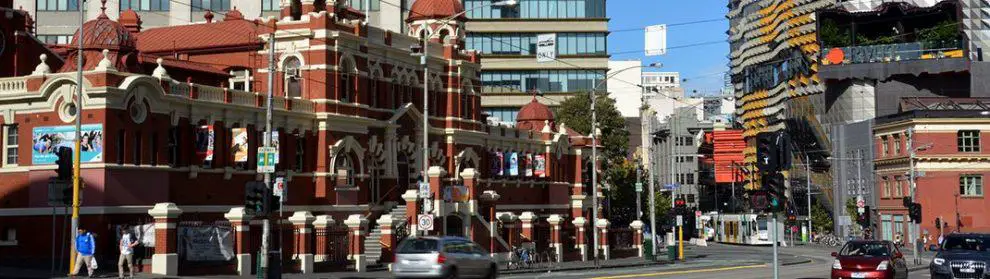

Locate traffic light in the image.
[861,206,871,227]
[935,217,942,229]
[244,181,269,216]
[909,203,922,224]
[902,197,912,208]
[674,197,687,209]
[762,172,786,212]
[54,147,73,180]
[756,132,779,172]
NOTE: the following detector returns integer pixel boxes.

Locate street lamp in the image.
[590,62,661,265]
[410,0,517,236]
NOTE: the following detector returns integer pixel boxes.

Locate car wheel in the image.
[444,267,458,279]
[484,264,498,279]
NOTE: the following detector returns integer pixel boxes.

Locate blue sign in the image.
[32,124,104,164]
[663,183,680,190]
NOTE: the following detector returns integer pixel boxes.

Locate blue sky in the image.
[607,0,729,96]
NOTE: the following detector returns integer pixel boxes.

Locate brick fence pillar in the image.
[224,207,252,275]
[572,217,587,261]
[313,215,335,262]
[148,203,182,276]
[547,214,563,263]
[630,220,644,257]
[519,211,535,242]
[401,189,419,237]
[289,211,316,273]
[344,214,368,272]
[597,218,610,260]
[375,214,397,265]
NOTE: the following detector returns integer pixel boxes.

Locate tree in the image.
[811,202,833,234]
[555,93,630,166]
[653,191,672,230]
[603,159,646,228]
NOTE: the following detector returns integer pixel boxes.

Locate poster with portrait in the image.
[32,124,104,164]
[269,131,280,164]
[534,154,546,177]
[494,152,505,176]
[525,154,534,177]
[231,128,249,162]
[508,152,519,176]
[195,125,215,161]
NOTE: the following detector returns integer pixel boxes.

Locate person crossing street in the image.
[70,228,97,278]
[118,227,138,278]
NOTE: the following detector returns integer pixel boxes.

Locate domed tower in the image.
[516,97,555,132]
[59,0,138,73]
[406,0,467,46]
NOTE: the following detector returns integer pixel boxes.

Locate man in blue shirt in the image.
[71,228,97,278]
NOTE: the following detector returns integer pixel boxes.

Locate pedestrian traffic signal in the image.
[756,132,779,172]
[858,206,871,227]
[54,147,73,180]
[244,181,269,216]
[902,196,912,208]
[909,203,922,224]
[674,197,687,208]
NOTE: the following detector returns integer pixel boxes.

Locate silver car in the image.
[393,236,498,279]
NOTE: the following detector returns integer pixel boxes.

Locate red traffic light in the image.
[674,198,686,207]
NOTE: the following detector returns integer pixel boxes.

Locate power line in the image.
[609,18,727,33]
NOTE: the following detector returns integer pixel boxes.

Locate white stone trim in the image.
[0,204,369,217]
[154,223,177,229]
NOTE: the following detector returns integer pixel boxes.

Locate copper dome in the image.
[406,0,467,22]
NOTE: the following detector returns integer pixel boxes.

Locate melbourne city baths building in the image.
[0,0,641,275]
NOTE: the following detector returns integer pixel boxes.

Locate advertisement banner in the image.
[195,125,215,161]
[645,24,667,56]
[270,131,280,164]
[494,152,504,176]
[442,185,469,202]
[525,154,534,177]
[536,33,557,63]
[231,128,249,162]
[178,226,234,262]
[32,124,104,165]
[534,154,546,177]
[508,152,519,176]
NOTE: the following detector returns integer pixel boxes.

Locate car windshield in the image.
[840,242,891,257]
[398,238,440,254]
[942,236,990,252]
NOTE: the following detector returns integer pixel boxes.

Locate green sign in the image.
[257,147,276,173]
[635,182,643,192]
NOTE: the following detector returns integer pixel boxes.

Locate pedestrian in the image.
[118,227,137,278]
[70,228,97,278]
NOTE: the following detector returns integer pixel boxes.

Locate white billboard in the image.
[645,24,668,56]
[536,33,557,63]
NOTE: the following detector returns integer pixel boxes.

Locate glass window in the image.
[958,130,981,152]
[464,0,605,19]
[882,178,890,198]
[133,132,142,165]
[121,0,169,11]
[116,130,125,165]
[192,0,230,11]
[284,57,302,98]
[960,175,983,197]
[4,125,17,166]
[295,136,305,172]
[893,135,901,155]
[347,0,380,11]
[262,0,279,11]
[398,238,440,253]
[839,242,891,257]
[36,0,80,11]
[881,136,888,156]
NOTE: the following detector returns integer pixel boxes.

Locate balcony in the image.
[821,40,963,66]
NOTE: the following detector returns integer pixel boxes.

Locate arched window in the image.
[283,57,302,98]
[335,154,355,187]
[369,73,379,108]
[438,29,451,44]
[461,83,473,119]
[391,74,402,109]
[339,58,355,103]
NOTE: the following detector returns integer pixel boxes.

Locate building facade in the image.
[829,119,875,238]
[873,99,990,243]
[0,0,630,275]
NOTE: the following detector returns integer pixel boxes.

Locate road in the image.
[501,243,933,279]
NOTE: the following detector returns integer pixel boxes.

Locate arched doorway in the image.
[445,215,465,237]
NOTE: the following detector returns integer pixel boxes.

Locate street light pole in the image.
[907,128,919,265]
[806,154,812,241]
[69,0,85,272]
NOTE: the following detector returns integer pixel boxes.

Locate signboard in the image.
[536,33,557,63]
[195,125,215,162]
[508,152,519,176]
[443,185,469,202]
[32,124,104,164]
[645,24,667,56]
[676,215,683,226]
[695,210,702,218]
[418,182,431,198]
[534,154,546,177]
[273,177,286,202]
[231,128,249,163]
[635,182,643,192]
[495,152,505,176]
[664,183,681,190]
[178,226,234,262]
[418,214,434,231]
[525,154,534,177]
[856,195,865,208]
[257,147,276,173]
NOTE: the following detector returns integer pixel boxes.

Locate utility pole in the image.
[648,143,657,259]
[636,166,642,220]
[261,31,276,277]
[592,87,600,266]
[422,22,430,236]
[772,215,779,279]
[69,0,85,272]
[806,154,812,241]
[907,128,919,265]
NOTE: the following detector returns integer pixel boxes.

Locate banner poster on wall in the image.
[508,152,519,176]
[534,154,546,177]
[525,154,534,177]
[195,125,215,161]
[178,226,234,262]
[495,152,505,176]
[269,131,280,164]
[231,128,249,162]
[32,124,104,164]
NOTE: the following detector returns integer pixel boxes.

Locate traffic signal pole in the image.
[907,128,919,265]
[261,32,275,277]
[69,0,84,272]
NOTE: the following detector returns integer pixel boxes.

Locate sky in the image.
[607,0,730,96]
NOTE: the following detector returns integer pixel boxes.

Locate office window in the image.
[484,107,518,124]
[466,33,607,56]
[36,0,79,11]
[37,35,73,45]
[960,175,983,197]
[464,0,605,19]
[3,125,17,166]
[958,130,981,152]
[881,136,888,156]
[687,194,695,203]
[687,173,694,184]
[192,0,230,11]
[261,0,280,11]
[121,0,169,11]
[893,135,901,155]
[347,0,380,11]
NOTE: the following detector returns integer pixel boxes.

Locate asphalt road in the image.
[500,243,934,279]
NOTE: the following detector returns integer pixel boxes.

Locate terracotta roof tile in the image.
[136,20,271,53]
[407,0,467,22]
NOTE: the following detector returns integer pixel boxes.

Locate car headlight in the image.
[933,258,945,265]
[832,259,842,270]
[877,260,889,271]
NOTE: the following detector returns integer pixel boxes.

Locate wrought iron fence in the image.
[314,225,350,269]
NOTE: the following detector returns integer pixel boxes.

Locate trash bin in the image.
[644,237,654,261]
[667,245,677,261]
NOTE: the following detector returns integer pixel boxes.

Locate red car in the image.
[831,240,909,279]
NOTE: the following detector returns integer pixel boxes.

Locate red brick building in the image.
[0,0,627,275]
[873,98,990,244]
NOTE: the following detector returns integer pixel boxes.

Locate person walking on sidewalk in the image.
[70,228,97,278]
[118,227,138,278]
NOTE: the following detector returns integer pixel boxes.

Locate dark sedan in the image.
[930,233,990,279]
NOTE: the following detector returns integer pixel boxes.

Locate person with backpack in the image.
[71,228,97,278]
[118,227,138,278]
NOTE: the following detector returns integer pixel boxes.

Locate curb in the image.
[500,260,671,275]
[908,264,929,272]
[781,258,813,266]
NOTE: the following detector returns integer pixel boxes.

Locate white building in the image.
[607,60,644,118]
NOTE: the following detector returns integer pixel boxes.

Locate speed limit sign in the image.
[418,214,434,231]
